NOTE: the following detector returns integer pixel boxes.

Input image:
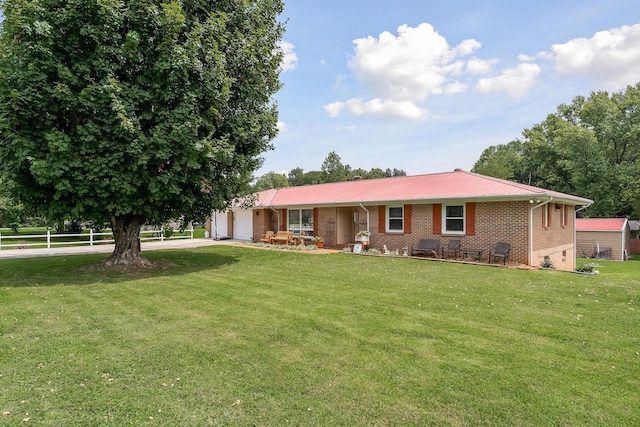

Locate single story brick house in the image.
[209,169,593,271]
[576,218,631,260]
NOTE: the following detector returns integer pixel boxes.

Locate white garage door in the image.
[212,211,229,240]
[233,209,254,241]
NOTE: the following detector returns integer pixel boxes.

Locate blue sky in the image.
[261,0,640,177]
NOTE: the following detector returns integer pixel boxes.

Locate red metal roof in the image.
[576,218,628,231]
[256,169,593,207]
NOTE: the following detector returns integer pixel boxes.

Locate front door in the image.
[337,207,355,245]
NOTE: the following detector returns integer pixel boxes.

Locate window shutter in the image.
[378,205,386,233]
[432,204,442,235]
[404,204,412,234]
[548,204,552,227]
[281,209,287,231]
[466,202,476,236]
[313,208,319,236]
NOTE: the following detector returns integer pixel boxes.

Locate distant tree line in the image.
[472,83,640,219]
[252,151,407,191]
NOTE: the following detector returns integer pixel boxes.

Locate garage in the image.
[211,211,230,240]
[233,209,254,241]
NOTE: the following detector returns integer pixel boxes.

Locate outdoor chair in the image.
[411,239,441,257]
[593,242,612,260]
[489,242,511,265]
[259,230,275,244]
[294,231,306,246]
[441,239,461,259]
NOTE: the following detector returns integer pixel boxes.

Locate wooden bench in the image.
[259,230,275,243]
[271,231,294,245]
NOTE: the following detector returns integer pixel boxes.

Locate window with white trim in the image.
[387,206,404,232]
[288,209,313,234]
[443,204,465,234]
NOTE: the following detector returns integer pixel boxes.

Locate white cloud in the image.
[455,39,482,56]
[349,23,480,102]
[326,23,487,121]
[278,41,298,72]
[329,98,429,121]
[332,74,347,91]
[276,121,287,132]
[324,102,345,118]
[466,57,497,75]
[550,23,640,90]
[476,63,541,98]
[444,81,468,94]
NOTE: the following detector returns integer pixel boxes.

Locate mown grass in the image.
[1,247,639,426]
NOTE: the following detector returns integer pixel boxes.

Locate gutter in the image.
[573,202,594,268]
[529,197,553,267]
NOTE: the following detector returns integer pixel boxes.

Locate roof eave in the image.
[257,193,593,209]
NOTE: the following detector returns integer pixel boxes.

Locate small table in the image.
[292,235,313,246]
[461,248,484,261]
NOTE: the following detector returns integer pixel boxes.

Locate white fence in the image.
[0,227,193,251]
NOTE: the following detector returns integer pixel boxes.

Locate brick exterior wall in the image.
[248,201,579,270]
[317,207,338,248]
[365,202,530,266]
[531,203,575,270]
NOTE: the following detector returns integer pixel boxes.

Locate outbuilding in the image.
[576,218,631,261]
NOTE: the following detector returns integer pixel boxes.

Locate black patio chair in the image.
[441,239,461,259]
[411,239,440,258]
[489,242,511,265]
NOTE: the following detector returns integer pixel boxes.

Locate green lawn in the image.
[1,247,638,426]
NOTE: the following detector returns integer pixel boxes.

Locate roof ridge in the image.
[463,170,548,192]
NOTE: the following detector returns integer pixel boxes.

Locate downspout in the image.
[574,202,593,268]
[359,203,370,234]
[269,206,280,231]
[529,197,553,267]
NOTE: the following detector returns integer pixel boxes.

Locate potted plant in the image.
[356,230,370,250]
[356,230,370,241]
[312,236,324,248]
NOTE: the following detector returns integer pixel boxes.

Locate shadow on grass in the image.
[0,245,240,288]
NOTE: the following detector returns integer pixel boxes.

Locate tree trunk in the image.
[103,214,153,267]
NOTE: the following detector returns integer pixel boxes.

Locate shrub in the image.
[540,257,555,269]
[363,248,381,256]
[576,263,597,273]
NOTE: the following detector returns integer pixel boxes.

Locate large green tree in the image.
[0,178,25,229]
[252,171,288,191]
[472,83,640,219]
[0,0,284,265]
[321,151,349,183]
